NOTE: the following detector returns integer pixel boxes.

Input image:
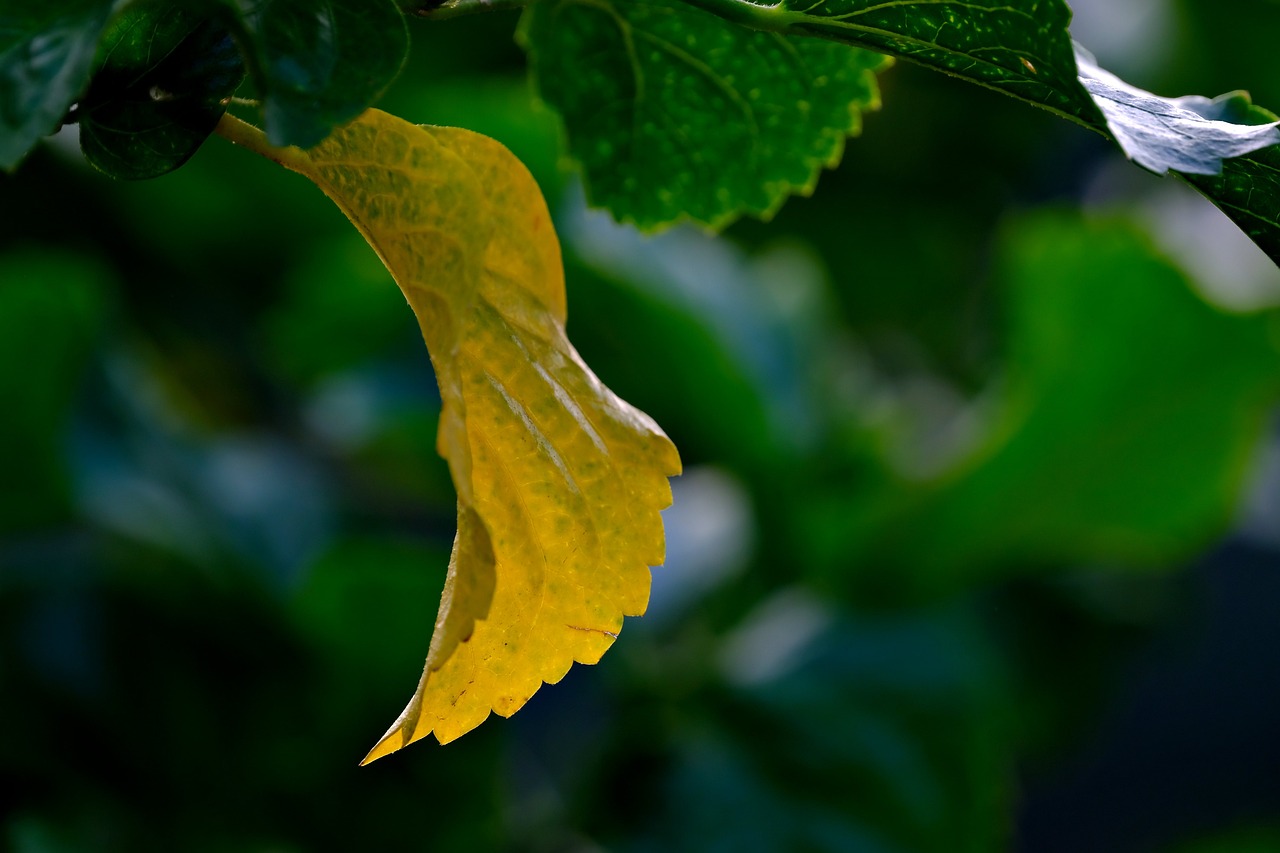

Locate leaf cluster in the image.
[9,0,1280,262]
[9,0,1280,779]
[7,3,1280,843]
[1,0,408,177]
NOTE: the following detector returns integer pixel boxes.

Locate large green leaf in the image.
[520,0,889,230]
[0,0,114,169]
[813,213,1280,596]
[79,4,245,180]
[664,0,1280,265]
[227,0,409,148]
[680,0,1099,124]
[927,217,1277,572]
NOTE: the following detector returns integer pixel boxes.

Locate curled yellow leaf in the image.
[217,109,680,761]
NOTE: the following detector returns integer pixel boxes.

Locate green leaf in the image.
[680,0,1280,267]
[1076,47,1280,176]
[681,0,1101,125]
[0,0,115,169]
[1185,145,1280,266]
[822,213,1280,596]
[227,0,409,148]
[79,5,245,180]
[945,216,1278,569]
[520,0,890,230]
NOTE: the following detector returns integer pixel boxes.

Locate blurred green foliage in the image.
[4,2,1280,851]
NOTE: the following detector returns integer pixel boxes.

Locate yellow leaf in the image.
[216,110,681,762]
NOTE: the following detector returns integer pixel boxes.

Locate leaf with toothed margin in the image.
[520,0,891,231]
[221,108,681,761]
[681,0,1101,125]
[676,0,1280,266]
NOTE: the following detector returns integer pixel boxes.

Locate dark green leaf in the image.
[0,0,115,169]
[682,0,1280,267]
[79,4,245,180]
[1185,146,1280,266]
[1076,47,1280,176]
[227,0,409,148]
[682,0,1101,126]
[520,0,889,230]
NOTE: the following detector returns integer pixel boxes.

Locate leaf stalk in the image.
[213,112,309,171]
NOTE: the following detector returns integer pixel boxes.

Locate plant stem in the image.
[408,0,529,20]
[213,112,309,172]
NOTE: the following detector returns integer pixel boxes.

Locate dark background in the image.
[3,1,1280,850]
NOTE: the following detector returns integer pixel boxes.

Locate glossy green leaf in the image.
[227,0,409,148]
[681,0,1280,266]
[1184,144,1280,266]
[0,0,114,169]
[521,0,889,230]
[680,0,1101,125]
[79,5,245,180]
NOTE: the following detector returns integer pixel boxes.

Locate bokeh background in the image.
[4,0,1280,850]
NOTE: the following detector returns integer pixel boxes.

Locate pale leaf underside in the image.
[1075,47,1280,176]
